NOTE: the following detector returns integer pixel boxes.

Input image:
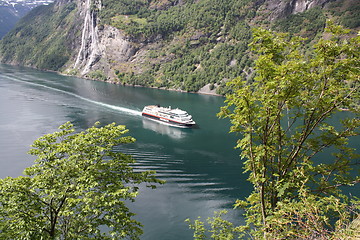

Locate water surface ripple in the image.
[0,64,248,239]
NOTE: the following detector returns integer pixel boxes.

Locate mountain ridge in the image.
[0,0,54,39]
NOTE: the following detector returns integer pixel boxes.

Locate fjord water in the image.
[0,64,248,239]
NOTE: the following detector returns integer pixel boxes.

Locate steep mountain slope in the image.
[0,0,79,70]
[0,0,359,94]
[0,7,21,39]
[0,0,54,39]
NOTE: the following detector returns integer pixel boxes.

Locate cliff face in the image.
[263,0,332,20]
[72,0,138,79]
[73,0,102,74]
[65,0,342,82]
[0,0,358,93]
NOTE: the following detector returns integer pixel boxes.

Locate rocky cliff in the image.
[71,0,139,80]
[262,0,332,19]
[1,0,359,94]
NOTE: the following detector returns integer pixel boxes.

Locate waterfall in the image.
[74,0,90,69]
[74,0,102,75]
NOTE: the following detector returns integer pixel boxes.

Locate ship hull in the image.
[142,112,196,128]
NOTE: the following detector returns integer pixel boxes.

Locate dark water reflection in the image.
[0,64,249,239]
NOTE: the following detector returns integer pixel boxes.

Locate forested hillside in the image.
[0,5,29,39]
[0,0,54,39]
[0,0,359,94]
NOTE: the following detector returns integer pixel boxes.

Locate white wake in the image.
[3,74,141,116]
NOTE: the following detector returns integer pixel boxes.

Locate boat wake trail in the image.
[86,99,141,116]
[3,74,142,116]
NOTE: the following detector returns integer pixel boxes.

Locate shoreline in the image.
[107,81,224,97]
[0,62,224,97]
[62,71,224,97]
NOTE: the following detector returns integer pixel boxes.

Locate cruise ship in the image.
[142,105,196,128]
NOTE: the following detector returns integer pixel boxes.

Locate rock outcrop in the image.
[263,0,332,20]
[73,0,102,74]
[71,0,140,79]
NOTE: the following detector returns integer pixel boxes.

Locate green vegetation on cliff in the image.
[0,0,359,93]
[97,0,255,92]
[0,2,78,70]
[97,0,360,93]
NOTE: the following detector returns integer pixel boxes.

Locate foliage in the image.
[273,7,326,41]
[116,37,251,92]
[186,210,245,240]
[189,23,360,239]
[328,0,360,29]
[0,122,164,239]
[105,0,256,93]
[88,69,108,81]
[101,0,243,40]
[100,0,149,20]
[102,0,360,93]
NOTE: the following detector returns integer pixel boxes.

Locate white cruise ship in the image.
[142,105,196,128]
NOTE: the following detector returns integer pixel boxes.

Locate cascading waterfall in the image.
[74,0,102,75]
[74,0,90,68]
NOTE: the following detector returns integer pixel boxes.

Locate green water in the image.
[0,64,249,239]
[1,64,358,239]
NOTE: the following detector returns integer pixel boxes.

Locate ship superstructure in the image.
[142,105,196,128]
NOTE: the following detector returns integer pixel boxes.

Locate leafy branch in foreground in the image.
[189,22,360,239]
[0,122,164,239]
